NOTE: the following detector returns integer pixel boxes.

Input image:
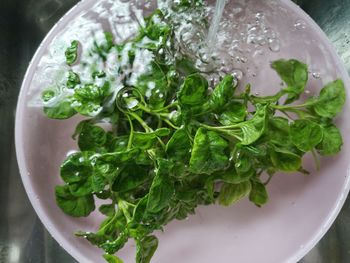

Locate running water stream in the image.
[206,0,226,51]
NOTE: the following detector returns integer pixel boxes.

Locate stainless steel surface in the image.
[0,0,349,262]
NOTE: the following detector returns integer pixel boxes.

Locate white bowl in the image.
[15,0,350,262]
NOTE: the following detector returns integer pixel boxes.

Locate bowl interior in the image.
[16,0,350,262]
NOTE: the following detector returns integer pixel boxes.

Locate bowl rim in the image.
[15,0,350,263]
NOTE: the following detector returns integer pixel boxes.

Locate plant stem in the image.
[126,115,134,150]
[129,112,152,132]
[311,148,320,170]
[163,118,180,129]
[272,100,315,110]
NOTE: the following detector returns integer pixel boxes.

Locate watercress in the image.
[41,3,346,263]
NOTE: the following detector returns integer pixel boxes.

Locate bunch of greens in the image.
[41,2,346,263]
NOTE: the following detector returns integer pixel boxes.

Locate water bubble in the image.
[232,69,243,80]
[312,72,321,79]
[253,49,264,57]
[126,98,139,109]
[257,35,267,46]
[255,12,264,21]
[294,19,306,30]
[264,28,276,39]
[238,56,248,63]
[268,38,280,52]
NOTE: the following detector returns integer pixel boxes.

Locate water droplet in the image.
[305,90,311,94]
[268,38,280,52]
[294,19,306,30]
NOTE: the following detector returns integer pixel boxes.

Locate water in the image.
[31,0,285,108]
[206,0,226,51]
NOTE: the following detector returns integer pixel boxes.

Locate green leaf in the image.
[166,128,191,161]
[316,124,343,156]
[218,181,252,206]
[133,196,148,223]
[133,128,170,149]
[55,185,95,217]
[143,10,170,41]
[67,70,81,89]
[313,79,346,118]
[68,176,94,197]
[176,57,198,76]
[216,167,253,184]
[77,121,107,152]
[189,128,229,174]
[271,59,308,103]
[65,40,79,65]
[136,62,169,109]
[268,117,290,147]
[92,32,115,61]
[43,95,76,120]
[73,82,110,116]
[101,230,129,254]
[60,152,93,183]
[235,104,267,145]
[147,159,174,213]
[219,102,247,125]
[99,204,116,217]
[178,73,208,106]
[112,164,150,193]
[249,181,268,207]
[136,236,158,263]
[103,254,124,263]
[290,119,323,152]
[208,75,236,112]
[94,150,139,184]
[270,147,302,172]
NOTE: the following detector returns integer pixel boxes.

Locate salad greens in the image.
[41,1,346,262]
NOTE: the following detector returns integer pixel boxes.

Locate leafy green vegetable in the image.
[218,181,252,206]
[103,254,124,263]
[270,147,302,172]
[207,75,236,112]
[41,3,346,262]
[189,128,229,174]
[178,73,208,106]
[271,59,308,103]
[219,102,247,125]
[67,70,81,89]
[55,185,95,217]
[249,181,268,207]
[147,159,174,213]
[136,236,158,263]
[316,124,343,156]
[43,100,76,119]
[313,79,346,118]
[166,128,191,161]
[65,40,79,65]
[290,119,323,152]
[235,104,268,145]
